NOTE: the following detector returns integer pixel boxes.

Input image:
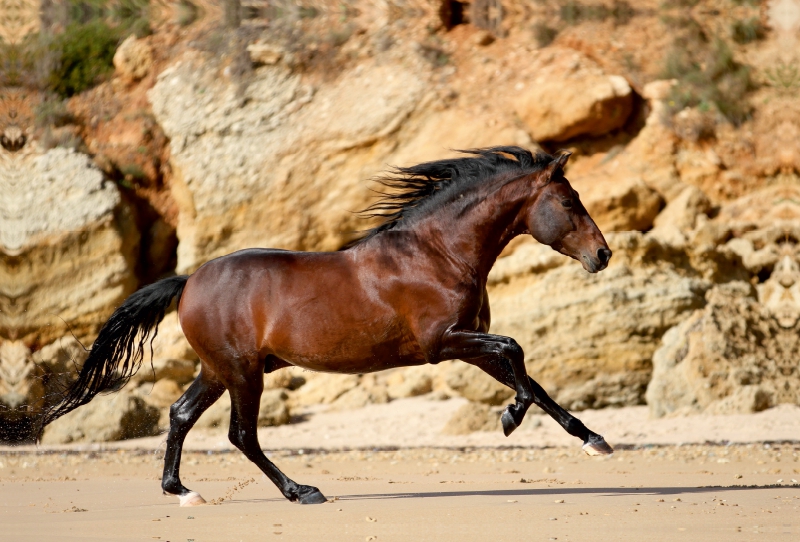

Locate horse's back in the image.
[178,247,421,372]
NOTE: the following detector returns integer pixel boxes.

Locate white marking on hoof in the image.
[582,440,614,456]
[179,491,206,507]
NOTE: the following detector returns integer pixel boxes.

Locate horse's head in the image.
[525,152,611,273]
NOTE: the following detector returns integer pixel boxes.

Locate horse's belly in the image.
[267,317,425,374]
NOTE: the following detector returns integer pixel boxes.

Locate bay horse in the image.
[39,146,614,506]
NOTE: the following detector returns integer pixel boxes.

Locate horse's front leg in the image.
[440,333,614,456]
[438,331,533,437]
[524,375,614,455]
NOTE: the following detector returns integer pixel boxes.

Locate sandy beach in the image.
[3,398,800,541]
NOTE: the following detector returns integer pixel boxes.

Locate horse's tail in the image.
[37,275,190,436]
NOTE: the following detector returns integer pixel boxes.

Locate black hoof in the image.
[501,408,518,437]
[297,485,327,504]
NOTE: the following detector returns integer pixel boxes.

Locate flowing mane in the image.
[349,146,554,246]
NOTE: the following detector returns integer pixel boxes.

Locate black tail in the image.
[37,275,189,436]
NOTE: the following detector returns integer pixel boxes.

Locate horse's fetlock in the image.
[566,418,587,437]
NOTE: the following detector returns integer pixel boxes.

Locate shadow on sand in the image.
[230,483,798,505]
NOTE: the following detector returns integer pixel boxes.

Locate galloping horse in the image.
[40,146,614,506]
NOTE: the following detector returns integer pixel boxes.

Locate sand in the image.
[3,398,800,541]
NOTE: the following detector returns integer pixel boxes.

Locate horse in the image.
[39,146,614,507]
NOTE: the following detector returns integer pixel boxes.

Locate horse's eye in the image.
[561,199,573,209]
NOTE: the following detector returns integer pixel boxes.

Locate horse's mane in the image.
[347,146,554,247]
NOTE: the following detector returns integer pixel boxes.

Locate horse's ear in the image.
[544,151,572,178]
[532,151,572,186]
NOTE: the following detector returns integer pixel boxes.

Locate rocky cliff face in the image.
[0,149,139,345]
[3,0,800,441]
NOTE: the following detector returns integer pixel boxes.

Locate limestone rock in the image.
[386,365,434,399]
[573,176,664,232]
[0,149,138,345]
[132,358,196,386]
[675,148,723,194]
[442,401,500,435]
[553,373,650,412]
[651,185,712,247]
[515,59,632,142]
[195,389,290,429]
[257,389,292,426]
[488,238,565,285]
[247,43,283,65]
[567,80,682,203]
[137,378,184,409]
[758,252,800,328]
[36,336,90,375]
[41,390,160,443]
[145,311,198,363]
[137,379,184,431]
[646,281,800,417]
[149,55,428,272]
[0,341,45,441]
[287,373,360,408]
[722,238,780,275]
[330,379,390,411]
[265,366,307,390]
[0,341,43,410]
[113,35,153,82]
[445,363,514,406]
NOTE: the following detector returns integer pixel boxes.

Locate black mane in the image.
[348,146,554,246]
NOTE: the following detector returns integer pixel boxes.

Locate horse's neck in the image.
[415,179,529,281]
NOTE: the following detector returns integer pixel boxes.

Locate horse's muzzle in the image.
[581,248,612,273]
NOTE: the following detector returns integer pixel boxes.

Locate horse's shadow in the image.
[231,484,792,504]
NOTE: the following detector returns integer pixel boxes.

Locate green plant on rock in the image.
[176,0,199,26]
[731,17,765,45]
[119,163,147,181]
[111,0,150,24]
[662,28,755,125]
[34,98,73,128]
[532,22,558,48]
[47,21,121,97]
[560,0,634,26]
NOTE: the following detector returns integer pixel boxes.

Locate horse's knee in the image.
[493,337,523,363]
[169,403,191,430]
[503,338,524,362]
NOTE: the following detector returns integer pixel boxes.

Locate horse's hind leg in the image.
[161,370,225,505]
[465,356,613,455]
[227,368,327,504]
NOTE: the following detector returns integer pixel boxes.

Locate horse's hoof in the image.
[582,438,614,456]
[298,486,327,505]
[501,408,518,437]
[179,491,207,507]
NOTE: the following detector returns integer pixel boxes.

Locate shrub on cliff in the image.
[661,18,755,126]
[47,21,121,97]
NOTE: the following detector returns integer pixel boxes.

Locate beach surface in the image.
[3,398,800,541]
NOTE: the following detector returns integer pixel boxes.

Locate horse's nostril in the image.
[597,248,612,265]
